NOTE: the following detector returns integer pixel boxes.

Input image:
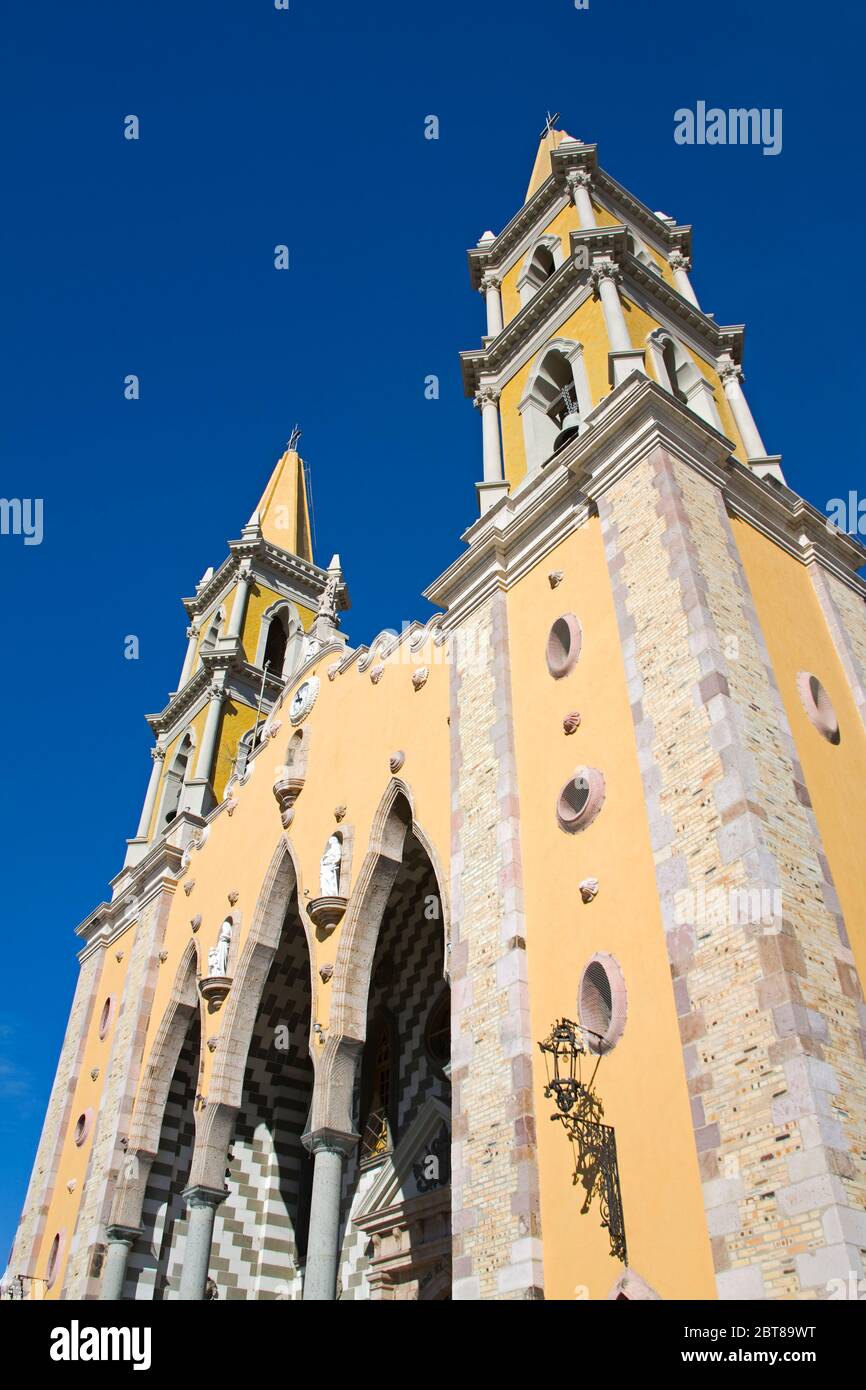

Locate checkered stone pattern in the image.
[123,1023,199,1300]
[209,908,314,1300]
[337,836,450,1300]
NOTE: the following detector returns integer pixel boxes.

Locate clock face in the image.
[289,677,319,725]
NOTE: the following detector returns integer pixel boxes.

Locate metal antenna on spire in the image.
[287,424,302,451]
[540,111,561,139]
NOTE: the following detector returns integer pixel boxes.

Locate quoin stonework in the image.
[7,126,866,1303]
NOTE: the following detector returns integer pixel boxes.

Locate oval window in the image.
[45,1232,63,1290]
[98,997,114,1040]
[556,766,605,833]
[73,1111,92,1147]
[546,614,582,678]
[796,672,840,744]
[579,954,627,1055]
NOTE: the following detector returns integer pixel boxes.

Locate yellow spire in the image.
[248,447,313,561]
[525,124,579,203]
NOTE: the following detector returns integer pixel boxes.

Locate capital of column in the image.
[206,680,226,702]
[473,385,500,409]
[669,249,692,273]
[186,624,198,640]
[717,357,744,386]
[566,168,592,192]
[590,259,622,292]
[105,1223,142,1249]
[182,1183,228,1211]
[479,271,501,294]
[303,1126,359,1160]
[150,745,166,764]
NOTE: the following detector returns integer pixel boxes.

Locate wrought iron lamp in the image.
[538,1018,628,1265]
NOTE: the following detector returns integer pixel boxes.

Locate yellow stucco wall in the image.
[138,641,451,1099]
[39,932,136,1298]
[733,523,866,991]
[507,518,717,1300]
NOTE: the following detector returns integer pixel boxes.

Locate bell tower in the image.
[124,443,348,865]
[463,124,785,517]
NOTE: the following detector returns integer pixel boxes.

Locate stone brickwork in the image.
[448,594,543,1300]
[811,566,866,734]
[7,947,102,1283]
[65,887,175,1297]
[600,447,866,1299]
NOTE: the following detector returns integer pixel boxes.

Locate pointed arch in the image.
[109,940,200,1230]
[329,779,449,1045]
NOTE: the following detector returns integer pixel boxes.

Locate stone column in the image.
[474,386,508,514]
[193,681,226,785]
[566,168,596,228]
[178,623,199,689]
[669,250,699,307]
[302,1130,357,1301]
[134,746,165,841]
[225,562,253,643]
[101,1225,140,1301]
[480,272,503,338]
[177,1186,226,1301]
[591,260,645,387]
[717,356,766,459]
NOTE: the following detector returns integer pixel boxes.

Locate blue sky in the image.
[1,0,863,1264]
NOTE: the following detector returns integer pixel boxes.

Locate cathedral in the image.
[9,126,866,1302]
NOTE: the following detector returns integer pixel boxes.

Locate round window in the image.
[556,766,605,833]
[546,614,582,678]
[98,997,114,1040]
[796,672,840,744]
[579,954,627,1055]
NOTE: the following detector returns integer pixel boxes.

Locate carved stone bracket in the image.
[198,974,232,1012]
[273,774,305,829]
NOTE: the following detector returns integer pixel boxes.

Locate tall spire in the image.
[247,444,313,560]
[525,120,580,203]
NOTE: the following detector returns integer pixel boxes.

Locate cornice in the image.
[183,539,335,620]
[146,651,286,739]
[466,142,693,290]
[461,232,743,397]
[426,375,866,627]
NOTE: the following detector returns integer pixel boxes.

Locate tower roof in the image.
[247,446,313,561]
[525,126,580,203]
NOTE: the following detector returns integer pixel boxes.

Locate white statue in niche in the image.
[320,835,343,897]
[208,920,232,977]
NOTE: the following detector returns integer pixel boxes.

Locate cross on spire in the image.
[287,423,302,451]
[540,111,561,140]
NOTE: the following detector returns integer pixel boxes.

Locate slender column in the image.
[591,260,645,386]
[302,1131,356,1301]
[101,1225,141,1301]
[194,681,226,784]
[177,1186,225,1301]
[566,168,596,229]
[135,746,165,841]
[669,250,699,307]
[474,386,503,484]
[178,623,199,689]
[480,272,503,338]
[717,356,766,459]
[225,562,253,643]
